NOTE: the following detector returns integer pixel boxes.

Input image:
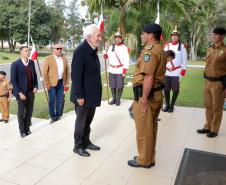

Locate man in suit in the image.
[70,24,102,157]
[42,44,69,124]
[10,46,38,138]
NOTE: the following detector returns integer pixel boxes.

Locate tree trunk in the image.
[1,40,4,50]
[8,39,16,52]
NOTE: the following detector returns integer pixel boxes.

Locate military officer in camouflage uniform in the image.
[197,27,226,138]
[128,23,166,168]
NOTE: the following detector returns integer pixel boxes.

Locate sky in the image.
[65,0,88,18]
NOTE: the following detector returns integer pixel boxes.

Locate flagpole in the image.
[100,2,110,103]
[36,58,49,102]
[28,0,31,48]
[30,37,49,102]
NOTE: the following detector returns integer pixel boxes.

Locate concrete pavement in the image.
[0,100,226,185]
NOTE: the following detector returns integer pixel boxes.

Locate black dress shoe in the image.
[86,143,101,151]
[109,99,116,105]
[73,148,90,157]
[0,119,4,122]
[55,116,61,121]
[20,133,27,138]
[26,131,32,135]
[50,118,56,124]
[128,160,152,168]
[133,156,155,166]
[207,131,218,138]
[4,120,8,123]
[162,105,170,112]
[197,128,210,134]
[128,108,134,119]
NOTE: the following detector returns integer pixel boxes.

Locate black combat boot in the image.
[109,88,117,105]
[168,91,179,113]
[162,91,170,112]
[116,88,123,106]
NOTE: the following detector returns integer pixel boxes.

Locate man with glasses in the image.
[43,44,69,124]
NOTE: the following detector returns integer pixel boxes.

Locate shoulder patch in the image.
[144,54,151,62]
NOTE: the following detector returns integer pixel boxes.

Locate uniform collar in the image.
[213,42,224,49]
[115,43,124,46]
[172,41,179,45]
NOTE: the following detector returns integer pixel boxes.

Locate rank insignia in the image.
[219,50,224,56]
[144,54,151,62]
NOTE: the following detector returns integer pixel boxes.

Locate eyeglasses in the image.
[56,48,62,50]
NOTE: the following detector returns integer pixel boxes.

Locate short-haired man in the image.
[10,46,38,138]
[42,44,69,123]
[197,27,226,138]
[70,24,102,157]
[128,23,166,168]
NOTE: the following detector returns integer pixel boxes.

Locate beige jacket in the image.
[42,54,69,89]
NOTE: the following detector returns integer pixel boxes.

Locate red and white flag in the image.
[29,44,38,61]
[155,1,165,43]
[98,4,104,33]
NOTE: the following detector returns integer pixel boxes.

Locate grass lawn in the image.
[9,65,206,119]
[188,60,206,66]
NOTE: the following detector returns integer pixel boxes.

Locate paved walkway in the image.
[0,100,226,185]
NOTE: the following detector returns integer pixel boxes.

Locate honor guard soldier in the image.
[0,71,12,123]
[104,31,129,106]
[162,26,188,112]
[128,23,166,168]
[197,27,226,138]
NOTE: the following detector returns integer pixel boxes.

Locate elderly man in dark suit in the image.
[70,24,102,157]
[10,46,38,138]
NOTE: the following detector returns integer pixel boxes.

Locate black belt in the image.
[133,84,165,101]
[204,73,226,88]
[204,74,223,82]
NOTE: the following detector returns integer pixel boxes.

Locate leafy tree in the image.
[50,0,66,14]
[85,0,188,56]
[65,0,83,47]
[0,0,65,52]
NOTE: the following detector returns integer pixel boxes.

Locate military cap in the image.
[143,23,162,33]
[171,25,180,35]
[0,71,6,76]
[114,32,123,37]
[213,27,226,35]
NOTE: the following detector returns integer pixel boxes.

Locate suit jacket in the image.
[42,54,69,89]
[70,40,102,107]
[10,59,38,98]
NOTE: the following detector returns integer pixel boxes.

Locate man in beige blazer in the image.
[43,44,69,123]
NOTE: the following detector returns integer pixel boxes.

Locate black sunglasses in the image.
[56,48,62,50]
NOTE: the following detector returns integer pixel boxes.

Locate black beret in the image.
[213,27,226,35]
[0,71,6,76]
[143,23,162,34]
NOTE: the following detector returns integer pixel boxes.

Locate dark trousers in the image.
[48,79,64,119]
[74,104,96,149]
[17,91,34,133]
